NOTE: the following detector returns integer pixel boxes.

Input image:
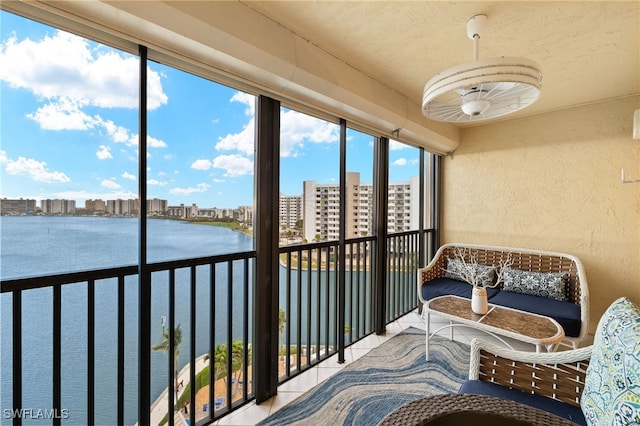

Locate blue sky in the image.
[1,11,420,209]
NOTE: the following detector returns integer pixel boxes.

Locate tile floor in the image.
[212,308,542,426]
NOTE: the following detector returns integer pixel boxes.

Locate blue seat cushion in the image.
[488,291,581,337]
[421,277,500,301]
[459,380,586,425]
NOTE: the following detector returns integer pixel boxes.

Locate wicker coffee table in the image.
[378,394,578,426]
[425,295,564,360]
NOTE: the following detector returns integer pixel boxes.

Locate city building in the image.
[0,198,36,215]
[85,199,107,213]
[279,193,302,230]
[147,198,167,215]
[40,199,76,215]
[302,172,420,242]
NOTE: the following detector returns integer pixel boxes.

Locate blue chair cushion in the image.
[488,290,581,337]
[459,380,586,425]
[421,277,500,301]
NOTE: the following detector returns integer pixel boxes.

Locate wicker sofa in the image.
[459,297,640,426]
[417,243,590,348]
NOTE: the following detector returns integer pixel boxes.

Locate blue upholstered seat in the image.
[459,380,586,425]
[420,278,500,301]
[488,291,581,337]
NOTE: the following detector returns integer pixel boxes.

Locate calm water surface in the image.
[1,216,254,425]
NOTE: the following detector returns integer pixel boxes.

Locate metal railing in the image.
[0,230,431,425]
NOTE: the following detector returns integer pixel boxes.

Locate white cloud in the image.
[0,30,167,110]
[3,155,70,183]
[216,119,255,155]
[102,119,130,144]
[147,179,167,186]
[231,92,255,116]
[0,150,8,164]
[280,109,340,157]
[213,154,253,177]
[121,172,136,180]
[101,178,121,189]
[215,92,255,155]
[213,178,225,183]
[170,183,211,196]
[121,133,168,149]
[96,145,112,160]
[27,98,97,130]
[147,135,168,148]
[191,159,213,170]
[391,158,418,167]
[1,29,169,156]
[389,140,409,151]
[214,93,340,158]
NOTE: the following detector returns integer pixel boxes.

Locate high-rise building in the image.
[85,199,106,212]
[303,172,361,242]
[302,172,421,242]
[147,198,167,215]
[41,199,76,215]
[279,193,302,230]
[0,198,37,215]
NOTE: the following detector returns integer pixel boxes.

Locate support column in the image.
[254,96,280,403]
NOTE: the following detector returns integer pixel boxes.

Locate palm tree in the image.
[278,308,287,354]
[209,341,252,401]
[152,323,183,413]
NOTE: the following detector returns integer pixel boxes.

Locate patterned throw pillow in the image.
[445,258,496,287]
[502,268,568,301]
[581,297,640,426]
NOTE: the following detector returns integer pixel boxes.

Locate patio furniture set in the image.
[393,243,640,425]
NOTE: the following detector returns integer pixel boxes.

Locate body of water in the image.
[1,216,255,425]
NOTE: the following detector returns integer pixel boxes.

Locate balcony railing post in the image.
[12,291,22,426]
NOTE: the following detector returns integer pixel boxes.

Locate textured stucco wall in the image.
[441,96,640,332]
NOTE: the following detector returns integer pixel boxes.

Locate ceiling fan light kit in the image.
[422,14,542,122]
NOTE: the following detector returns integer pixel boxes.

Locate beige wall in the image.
[441,96,640,333]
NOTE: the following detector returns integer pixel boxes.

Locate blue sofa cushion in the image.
[421,277,500,301]
[459,380,586,425]
[488,290,581,337]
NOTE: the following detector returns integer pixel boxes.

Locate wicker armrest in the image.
[469,338,592,407]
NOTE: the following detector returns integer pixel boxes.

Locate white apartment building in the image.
[279,193,302,229]
[106,199,137,215]
[238,205,253,225]
[41,199,76,215]
[147,198,167,215]
[302,173,421,242]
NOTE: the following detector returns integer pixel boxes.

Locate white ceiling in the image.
[241,1,639,123]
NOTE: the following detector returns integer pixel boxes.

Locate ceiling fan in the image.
[422,15,542,123]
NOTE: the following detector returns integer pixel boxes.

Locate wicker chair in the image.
[418,243,590,348]
[469,338,591,405]
[465,338,592,424]
[460,297,640,426]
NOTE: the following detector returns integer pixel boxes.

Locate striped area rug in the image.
[257,327,470,426]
